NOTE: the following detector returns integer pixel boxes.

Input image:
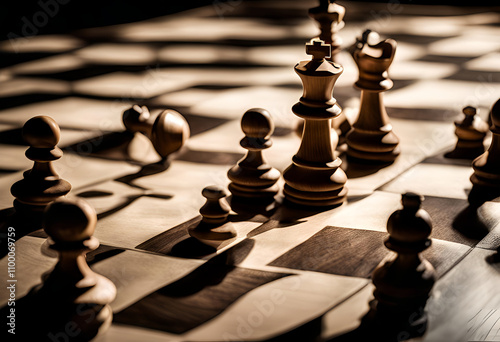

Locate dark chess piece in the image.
[346,29,400,163]
[16,198,116,341]
[227,108,280,201]
[445,106,488,159]
[308,0,345,62]
[469,98,500,205]
[188,185,237,248]
[122,105,190,161]
[308,0,351,145]
[368,192,436,339]
[10,116,71,223]
[283,39,347,207]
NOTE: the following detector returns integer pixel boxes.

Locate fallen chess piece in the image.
[122,105,190,162]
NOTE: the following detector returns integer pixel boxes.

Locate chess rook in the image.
[446,106,488,159]
[283,39,347,207]
[469,98,500,204]
[20,198,115,341]
[188,185,237,247]
[123,105,190,160]
[10,116,71,219]
[346,30,400,163]
[371,192,436,337]
[228,108,280,201]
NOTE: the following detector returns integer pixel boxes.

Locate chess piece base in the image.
[283,184,347,208]
[188,221,237,248]
[445,146,485,160]
[228,182,279,199]
[360,300,428,341]
[347,145,400,164]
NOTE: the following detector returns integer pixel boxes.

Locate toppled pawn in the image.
[446,106,488,159]
[10,116,71,223]
[123,105,190,162]
[18,198,116,341]
[188,185,237,248]
[469,98,500,205]
[369,193,436,339]
[228,108,280,202]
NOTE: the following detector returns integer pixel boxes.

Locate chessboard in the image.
[1,1,500,341]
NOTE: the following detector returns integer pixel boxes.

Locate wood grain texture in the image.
[269,226,470,279]
[114,258,291,334]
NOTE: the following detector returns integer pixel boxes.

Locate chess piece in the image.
[469,98,500,205]
[370,192,436,338]
[346,29,400,163]
[308,0,351,145]
[227,108,280,201]
[445,106,488,159]
[19,198,116,341]
[188,185,237,248]
[10,116,71,221]
[123,105,190,161]
[308,0,345,62]
[283,39,347,207]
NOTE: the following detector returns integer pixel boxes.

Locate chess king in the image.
[283,39,347,207]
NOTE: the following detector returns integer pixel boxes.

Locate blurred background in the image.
[1,0,498,40]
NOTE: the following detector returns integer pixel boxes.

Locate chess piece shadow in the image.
[326,300,428,342]
[341,154,392,178]
[485,250,500,270]
[242,200,326,238]
[72,166,173,221]
[279,201,327,223]
[160,252,234,295]
[115,158,171,189]
[95,192,172,220]
[452,204,491,241]
[169,237,218,258]
[229,195,280,220]
[63,130,143,161]
[264,316,322,342]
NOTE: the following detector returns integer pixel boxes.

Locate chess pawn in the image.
[469,98,500,204]
[10,116,71,220]
[446,106,488,159]
[123,105,190,161]
[188,185,237,248]
[371,193,436,337]
[283,39,347,207]
[227,108,280,201]
[23,198,116,341]
[346,30,400,163]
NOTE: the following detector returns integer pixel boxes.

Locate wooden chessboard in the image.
[1,1,500,341]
